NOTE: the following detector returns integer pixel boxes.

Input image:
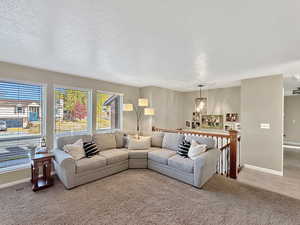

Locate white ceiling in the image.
[1,0,300,91]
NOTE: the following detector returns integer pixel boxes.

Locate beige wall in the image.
[139,86,241,132]
[182,87,241,124]
[140,86,184,132]
[0,62,140,150]
[284,95,300,144]
[241,75,283,172]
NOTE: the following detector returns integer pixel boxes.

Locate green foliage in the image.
[55,89,88,121]
[96,92,112,129]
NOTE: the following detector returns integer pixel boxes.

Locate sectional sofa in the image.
[53,132,220,189]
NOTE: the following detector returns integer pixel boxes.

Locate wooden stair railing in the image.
[152,127,240,179]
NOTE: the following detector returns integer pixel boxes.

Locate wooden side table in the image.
[31,153,54,192]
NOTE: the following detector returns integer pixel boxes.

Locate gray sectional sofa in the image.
[53,132,220,189]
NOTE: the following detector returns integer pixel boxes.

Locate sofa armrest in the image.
[53,149,76,174]
[193,148,220,188]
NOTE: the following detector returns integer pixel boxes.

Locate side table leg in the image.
[45,161,52,185]
[43,163,47,180]
[31,164,33,183]
[32,166,39,192]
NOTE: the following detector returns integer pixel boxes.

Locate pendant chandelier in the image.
[195,84,206,113]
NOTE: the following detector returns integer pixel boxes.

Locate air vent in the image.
[292,87,300,95]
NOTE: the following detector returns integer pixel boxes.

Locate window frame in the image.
[0,79,47,141]
[53,85,92,138]
[95,90,123,133]
[0,79,47,173]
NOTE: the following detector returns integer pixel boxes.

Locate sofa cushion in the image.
[57,135,92,150]
[168,155,194,173]
[128,136,151,150]
[75,155,106,174]
[162,133,184,151]
[63,139,85,161]
[188,140,207,159]
[100,149,128,165]
[94,133,117,151]
[151,132,165,148]
[115,131,125,148]
[123,134,137,148]
[185,135,215,149]
[123,148,155,159]
[148,149,177,165]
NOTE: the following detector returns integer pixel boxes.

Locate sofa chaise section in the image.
[148,148,219,188]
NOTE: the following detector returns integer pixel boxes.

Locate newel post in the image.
[229,130,238,179]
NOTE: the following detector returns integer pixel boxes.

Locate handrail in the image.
[152,126,239,179]
[153,127,230,139]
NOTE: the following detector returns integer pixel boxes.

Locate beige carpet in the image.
[1,169,300,225]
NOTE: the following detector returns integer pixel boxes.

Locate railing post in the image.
[229,130,238,179]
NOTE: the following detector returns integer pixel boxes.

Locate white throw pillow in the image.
[188,140,207,159]
[127,136,151,150]
[63,139,85,160]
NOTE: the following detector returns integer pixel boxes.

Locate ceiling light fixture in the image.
[195,84,206,113]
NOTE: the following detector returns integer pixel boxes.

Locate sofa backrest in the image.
[93,133,117,151]
[162,132,184,151]
[57,134,92,150]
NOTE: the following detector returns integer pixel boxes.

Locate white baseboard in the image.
[284,141,300,146]
[244,164,283,176]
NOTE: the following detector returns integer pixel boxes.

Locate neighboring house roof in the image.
[0,99,40,107]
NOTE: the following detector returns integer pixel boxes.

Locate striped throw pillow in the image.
[177,139,191,158]
[83,141,99,157]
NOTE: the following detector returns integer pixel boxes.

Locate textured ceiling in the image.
[0,0,300,91]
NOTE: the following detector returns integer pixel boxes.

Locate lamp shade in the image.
[138,98,149,107]
[123,104,133,111]
[144,108,155,116]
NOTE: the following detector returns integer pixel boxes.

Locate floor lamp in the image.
[123,98,155,138]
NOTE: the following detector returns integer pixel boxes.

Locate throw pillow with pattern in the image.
[83,141,99,157]
[177,139,191,158]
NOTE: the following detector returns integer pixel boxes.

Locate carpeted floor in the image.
[1,169,300,225]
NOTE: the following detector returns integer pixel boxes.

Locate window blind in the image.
[0,81,43,169]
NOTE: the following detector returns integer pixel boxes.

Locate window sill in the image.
[0,163,31,175]
[55,131,91,138]
[95,128,121,133]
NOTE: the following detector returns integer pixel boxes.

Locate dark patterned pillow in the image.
[83,141,99,157]
[177,139,191,158]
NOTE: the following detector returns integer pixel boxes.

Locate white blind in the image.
[0,81,43,169]
[55,87,90,136]
[96,91,121,130]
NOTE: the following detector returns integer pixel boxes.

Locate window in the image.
[15,106,25,114]
[55,87,91,136]
[0,81,45,170]
[96,91,122,131]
